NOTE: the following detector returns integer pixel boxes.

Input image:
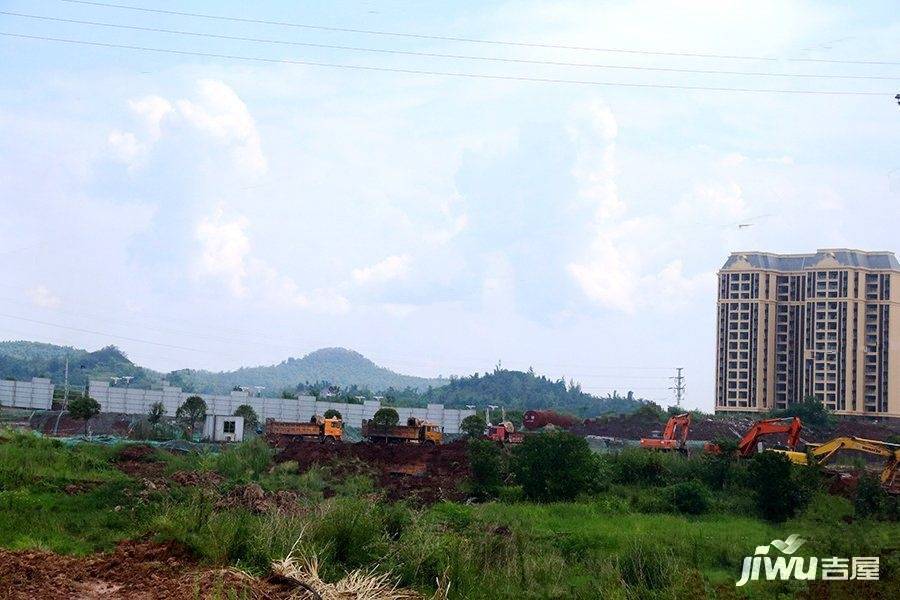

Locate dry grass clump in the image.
[271,535,449,600]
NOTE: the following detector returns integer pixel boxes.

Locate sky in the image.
[1,1,899,410]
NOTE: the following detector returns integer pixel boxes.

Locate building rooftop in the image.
[721,249,900,272]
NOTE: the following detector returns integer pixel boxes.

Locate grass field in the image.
[0,430,897,599]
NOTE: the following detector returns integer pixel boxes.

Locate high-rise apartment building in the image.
[715,249,899,417]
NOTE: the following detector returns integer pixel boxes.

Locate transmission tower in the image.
[669,367,685,408]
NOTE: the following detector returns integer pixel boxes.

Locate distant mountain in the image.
[168,347,445,394]
[403,368,644,418]
[0,341,157,388]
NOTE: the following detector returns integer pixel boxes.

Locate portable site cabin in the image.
[203,415,244,442]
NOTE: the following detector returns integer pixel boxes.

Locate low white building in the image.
[202,414,244,442]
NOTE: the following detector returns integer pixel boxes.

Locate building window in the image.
[223,420,236,434]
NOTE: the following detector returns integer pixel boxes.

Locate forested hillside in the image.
[0,341,156,388]
[381,368,644,417]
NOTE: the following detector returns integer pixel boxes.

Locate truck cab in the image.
[322,418,343,441]
[422,423,442,445]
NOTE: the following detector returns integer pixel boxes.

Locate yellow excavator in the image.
[779,436,899,491]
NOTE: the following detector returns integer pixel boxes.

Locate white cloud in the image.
[568,99,624,220]
[195,207,348,313]
[196,208,252,296]
[176,79,267,176]
[352,255,411,285]
[107,130,141,165]
[27,285,61,309]
[108,80,266,175]
[129,95,173,142]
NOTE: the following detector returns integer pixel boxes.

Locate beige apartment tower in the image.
[715,249,900,418]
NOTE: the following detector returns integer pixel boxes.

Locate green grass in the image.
[0,430,898,599]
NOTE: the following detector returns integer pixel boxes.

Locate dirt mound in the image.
[574,412,900,445]
[216,483,302,514]
[170,470,224,488]
[0,540,294,599]
[277,440,471,504]
[116,444,158,463]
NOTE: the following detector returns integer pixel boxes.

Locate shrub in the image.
[323,409,342,420]
[511,432,597,502]
[665,481,710,515]
[460,414,487,438]
[854,473,887,518]
[147,402,165,425]
[467,438,504,499]
[746,451,810,522]
[609,449,669,486]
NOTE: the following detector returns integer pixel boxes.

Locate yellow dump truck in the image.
[264,416,343,446]
[362,417,442,445]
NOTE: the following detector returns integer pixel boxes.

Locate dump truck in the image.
[486,421,524,445]
[265,416,343,446]
[362,417,442,445]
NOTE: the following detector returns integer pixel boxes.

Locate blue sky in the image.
[1,1,899,409]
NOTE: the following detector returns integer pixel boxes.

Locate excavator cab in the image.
[640,413,691,451]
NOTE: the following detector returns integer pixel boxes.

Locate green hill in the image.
[382,368,645,418]
[168,347,445,394]
[0,341,156,388]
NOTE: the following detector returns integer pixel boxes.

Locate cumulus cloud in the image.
[566,100,720,313]
[108,80,266,175]
[352,255,411,285]
[27,285,61,309]
[176,79,267,176]
[196,207,348,313]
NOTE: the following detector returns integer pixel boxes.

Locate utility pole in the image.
[669,367,685,408]
[63,354,69,409]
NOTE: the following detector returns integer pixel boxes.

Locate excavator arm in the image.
[790,436,900,490]
[736,417,802,458]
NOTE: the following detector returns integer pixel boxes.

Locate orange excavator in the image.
[706,417,803,457]
[640,413,691,451]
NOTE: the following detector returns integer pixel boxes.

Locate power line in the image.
[0,32,887,96]
[56,0,900,66]
[5,11,899,81]
[0,312,208,353]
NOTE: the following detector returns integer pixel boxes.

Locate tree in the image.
[372,407,399,428]
[771,396,832,428]
[460,414,487,438]
[323,408,342,420]
[68,395,100,434]
[147,402,165,425]
[511,431,597,502]
[176,395,207,433]
[234,404,259,430]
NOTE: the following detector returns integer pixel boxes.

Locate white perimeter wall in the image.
[0,377,53,410]
[88,381,474,433]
